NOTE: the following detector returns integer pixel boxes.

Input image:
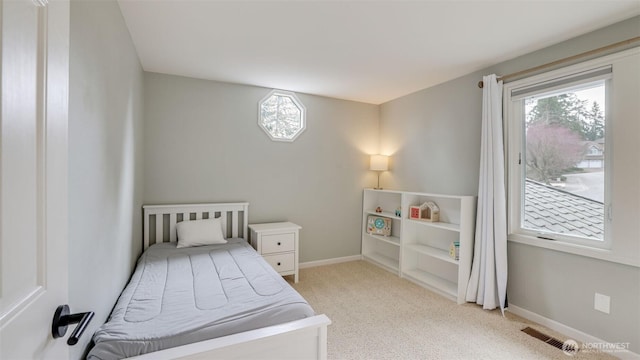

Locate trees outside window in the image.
[524,84,605,187]
[525,123,585,183]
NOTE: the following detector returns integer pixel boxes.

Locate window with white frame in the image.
[506,65,614,249]
[507,48,640,265]
[258,90,306,142]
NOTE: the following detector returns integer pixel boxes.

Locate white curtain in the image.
[465,74,508,314]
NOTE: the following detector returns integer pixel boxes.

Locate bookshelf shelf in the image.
[403,268,457,299]
[362,251,399,273]
[405,218,460,232]
[405,243,458,265]
[365,233,400,247]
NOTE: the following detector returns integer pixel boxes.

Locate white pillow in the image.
[176,218,226,248]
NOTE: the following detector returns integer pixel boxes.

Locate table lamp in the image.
[370,155,389,190]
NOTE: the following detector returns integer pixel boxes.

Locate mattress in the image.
[87,239,315,360]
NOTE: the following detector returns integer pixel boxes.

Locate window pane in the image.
[522,82,605,240]
[259,91,305,141]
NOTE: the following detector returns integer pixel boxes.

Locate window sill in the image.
[507,234,639,268]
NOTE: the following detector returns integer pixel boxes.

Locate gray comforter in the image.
[87,239,314,360]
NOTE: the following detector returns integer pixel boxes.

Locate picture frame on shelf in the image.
[366,215,392,236]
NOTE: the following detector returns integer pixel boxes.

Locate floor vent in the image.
[521,327,574,353]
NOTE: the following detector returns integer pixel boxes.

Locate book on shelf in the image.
[449,241,460,261]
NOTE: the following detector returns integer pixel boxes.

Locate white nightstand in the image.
[249,222,301,283]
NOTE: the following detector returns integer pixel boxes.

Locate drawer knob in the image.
[277,242,281,246]
[277,262,281,266]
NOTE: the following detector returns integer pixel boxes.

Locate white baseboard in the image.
[299,255,362,269]
[508,304,639,360]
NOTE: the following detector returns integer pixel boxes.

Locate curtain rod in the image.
[477,36,640,88]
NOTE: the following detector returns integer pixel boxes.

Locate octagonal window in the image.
[259,90,306,142]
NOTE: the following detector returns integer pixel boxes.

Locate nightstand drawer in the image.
[262,233,295,254]
[263,253,295,272]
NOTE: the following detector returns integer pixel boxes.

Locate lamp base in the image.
[374,172,383,190]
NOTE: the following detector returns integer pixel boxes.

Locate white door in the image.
[0,0,70,359]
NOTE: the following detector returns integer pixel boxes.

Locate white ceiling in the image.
[117,1,639,104]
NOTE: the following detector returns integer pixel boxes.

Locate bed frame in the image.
[135,203,331,360]
[143,202,250,250]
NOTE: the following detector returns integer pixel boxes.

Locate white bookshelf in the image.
[361,190,403,275]
[361,189,476,304]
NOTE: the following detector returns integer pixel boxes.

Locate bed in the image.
[87,203,330,360]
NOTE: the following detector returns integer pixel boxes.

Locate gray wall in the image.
[68,0,144,357]
[380,16,640,352]
[143,73,379,262]
[379,76,482,195]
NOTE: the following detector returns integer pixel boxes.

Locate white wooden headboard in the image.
[142,203,249,250]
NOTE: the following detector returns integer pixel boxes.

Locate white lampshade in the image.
[370,155,389,171]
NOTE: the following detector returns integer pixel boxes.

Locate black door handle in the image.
[52,305,94,346]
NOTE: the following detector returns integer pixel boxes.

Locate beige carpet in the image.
[289,260,615,360]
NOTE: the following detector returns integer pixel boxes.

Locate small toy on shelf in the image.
[375,206,382,213]
[395,207,401,217]
[409,201,440,222]
[449,241,460,260]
